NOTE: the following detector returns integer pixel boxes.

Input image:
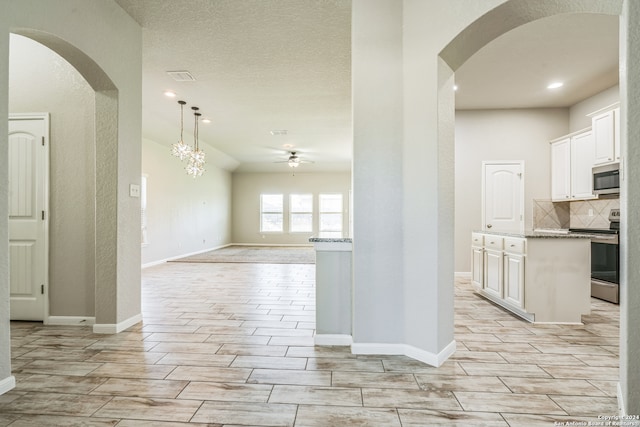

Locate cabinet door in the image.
[471,247,484,289]
[484,249,503,299]
[593,111,615,165]
[570,131,595,199]
[551,139,571,201]
[504,253,525,309]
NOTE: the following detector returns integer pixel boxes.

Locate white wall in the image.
[454,108,569,272]
[1,0,142,391]
[231,172,351,245]
[142,138,232,265]
[570,84,620,132]
[9,34,96,317]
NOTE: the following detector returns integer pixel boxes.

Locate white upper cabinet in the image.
[551,138,571,201]
[570,131,595,199]
[550,130,596,202]
[589,103,620,166]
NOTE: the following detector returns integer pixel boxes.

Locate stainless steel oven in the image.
[570,209,620,304]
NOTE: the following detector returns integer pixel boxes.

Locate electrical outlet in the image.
[129,184,140,198]
[588,208,594,217]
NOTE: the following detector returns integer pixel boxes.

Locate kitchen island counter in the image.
[477,229,592,239]
[471,231,591,324]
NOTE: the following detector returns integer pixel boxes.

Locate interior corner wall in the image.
[231,172,351,245]
[620,0,640,416]
[142,138,232,265]
[0,12,11,387]
[9,34,96,317]
[454,108,569,272]
[569,84,620,132]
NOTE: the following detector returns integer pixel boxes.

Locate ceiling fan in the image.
[274,151,314,168]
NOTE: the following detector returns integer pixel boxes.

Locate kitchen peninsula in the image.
[471,230,591,324]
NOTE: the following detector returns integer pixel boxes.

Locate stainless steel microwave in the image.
[593,163,620,195]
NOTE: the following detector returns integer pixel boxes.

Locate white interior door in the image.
[9,114,49,321]
[483,162,524,233]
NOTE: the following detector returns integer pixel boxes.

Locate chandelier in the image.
[170,100,206,177]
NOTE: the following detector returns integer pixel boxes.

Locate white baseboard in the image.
[93,313,142,334]
[455,272,472,279]
[351,340,457,368]
[142,244,232,268]
[0,376,16,396]
[46,316,95,326]
[315,334,353,346]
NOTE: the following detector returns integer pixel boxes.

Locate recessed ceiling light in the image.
[202,118,211,124]
[283,144,294,149]
[164,90,177,98]
[547,82,564,89]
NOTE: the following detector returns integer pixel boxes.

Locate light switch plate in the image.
[129,184,140,198]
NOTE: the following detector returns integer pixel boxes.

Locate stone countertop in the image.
[309,237,353,243]
[475,229,592,239]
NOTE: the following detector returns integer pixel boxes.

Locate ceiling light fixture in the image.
[288,152,301,168]
[170,100,191,161]
[164,90,177,98]
[547,82,564,89]
[185,106,206,177]
[202,118,211,124]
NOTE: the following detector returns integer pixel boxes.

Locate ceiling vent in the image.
[167,70,196,82]
[270,130,288,136]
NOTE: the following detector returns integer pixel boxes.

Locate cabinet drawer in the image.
[471,233,484,247]
[484,236,504,250]
[504,237,526,254]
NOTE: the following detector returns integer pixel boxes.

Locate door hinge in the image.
[42,210,45,220]
[42,136,45,146]
[41,284,45,295]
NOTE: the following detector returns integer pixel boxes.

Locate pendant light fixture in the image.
[170,100,192,161]
[186,106,206,177]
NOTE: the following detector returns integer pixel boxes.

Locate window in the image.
[260,194,284,232]
[290,194,313,232]
[319,193,343,237]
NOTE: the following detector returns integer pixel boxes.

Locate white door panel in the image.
[9,115,49,321]
[483,162,524,233]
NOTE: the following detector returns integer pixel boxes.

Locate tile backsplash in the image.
[533,198,620,229]
[533,200,570,229]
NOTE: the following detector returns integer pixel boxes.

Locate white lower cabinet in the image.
[471,233,484,289]
[483,236,504,299]
[503,252,525,309]
[470,232,591,323]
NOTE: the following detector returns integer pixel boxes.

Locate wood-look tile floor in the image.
[1,262,621,426]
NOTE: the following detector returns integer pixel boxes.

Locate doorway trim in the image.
[8,112,50,323]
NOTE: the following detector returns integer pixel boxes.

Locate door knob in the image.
[487,224,492,229]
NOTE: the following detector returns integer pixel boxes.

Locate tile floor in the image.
[0,262,622,426]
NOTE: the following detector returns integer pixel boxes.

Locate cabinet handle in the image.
[608,158,612,161]
[510,244,515,247]
[490,241,495,244]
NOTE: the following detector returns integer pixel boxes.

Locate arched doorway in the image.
[438,0,638,416]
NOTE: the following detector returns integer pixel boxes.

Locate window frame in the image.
[260,193,284,233]
[289,193,313,233]
[319,193,344,236]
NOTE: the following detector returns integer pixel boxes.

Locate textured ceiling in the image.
[114,1,619,172]
[455,13,619,109]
